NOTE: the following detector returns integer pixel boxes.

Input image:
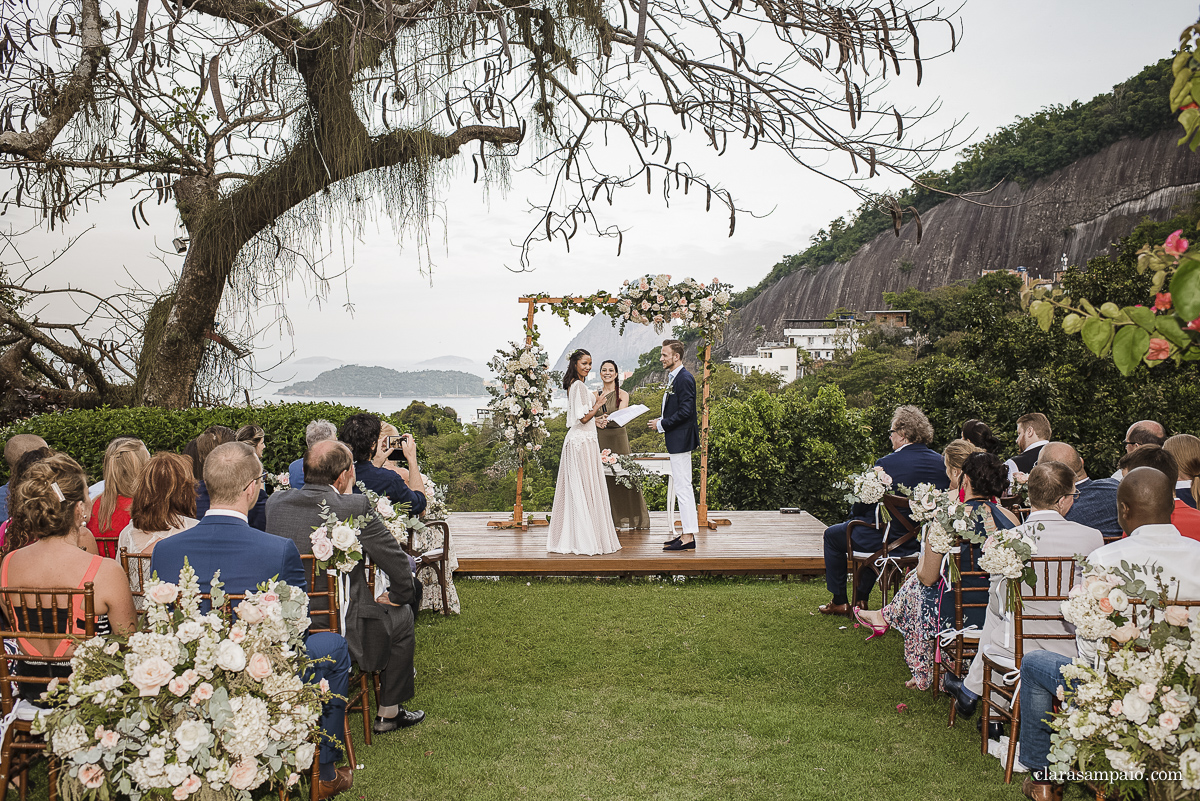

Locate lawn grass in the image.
[346,576,1050,801]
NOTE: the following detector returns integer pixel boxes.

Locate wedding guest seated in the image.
[1163,433,1200,508]
[0,445,55,553]
[849,438,979,690]
[946,461,1104,715]
[87,438,150,559]
[235,424,269,530]
[0,454,137,699]
[1003,413,1051,486]
[1109,419,1167,479]
[1036,442,1121,539]
[0,434,46,522]
[116,452,198,603]
[266,440,425,732]
[193,425,235,518]
[150,442,355,799]
[1118,445,1200,541]
[819,405,950,616]
[289,419,337,490]
[1018,467,1200,801]
[960,419,1002,454]
[338,414,426,515]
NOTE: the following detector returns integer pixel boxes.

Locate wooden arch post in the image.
[490,296,729,531]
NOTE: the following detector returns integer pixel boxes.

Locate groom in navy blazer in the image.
[649,340,701,550]
[150,443,355,797]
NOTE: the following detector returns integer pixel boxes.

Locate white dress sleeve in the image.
[569,381,592,426]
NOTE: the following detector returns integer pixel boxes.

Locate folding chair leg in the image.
[1004,694,1021,784]
[358,673,372,746]
[48,755,59,801]
[343,716,356,770]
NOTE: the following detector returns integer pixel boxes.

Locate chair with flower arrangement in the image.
[940,537,990,726]
[405,520,453,615]
[846,494,919,609]
[979,555,1077,783]
[339,557,381,759]
[0,582,97,801]
[118,547,154,624]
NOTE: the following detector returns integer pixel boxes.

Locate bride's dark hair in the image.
[563,349,591,391]
[600,360,623,408]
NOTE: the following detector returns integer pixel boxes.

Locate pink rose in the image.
[311,538,334,562]
[261,592,279,605]
[129,656,175,697]
[1165,229,1189,257]
[1110,700,1123,716]
[1159,711,1181,731]
[1165,605,1191,626]
[288,773,300,787]
[229,627,246,644]
[1098,598,1113,614]
[182,669,199,684]
[312,525,329,541]
[146,582,180,605]
[79,764,105,789]
[1111,624,1141,643]
[277,473,290,486]
[1147,338,1171,361]
[190,683,214,706]
[168,676,191,696]
[246,652,273,681]
[235,601,264,625]
[319,678,330,693]
[228,759,261,791]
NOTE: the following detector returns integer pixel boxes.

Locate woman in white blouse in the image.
[117,452,198,601]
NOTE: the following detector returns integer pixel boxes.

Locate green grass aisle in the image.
[346,577,1045,801]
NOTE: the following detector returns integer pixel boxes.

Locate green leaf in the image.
[1113,325,1150,376]
[1171,257,1200,322]
[1100,302,1121,318]
[1079,299,1097,316]
[1062,313,1084,335]
[1030,300,1053,331]
[1081,317,1114,357]
[1124,305,1155,332]
[1156,315,1191,348]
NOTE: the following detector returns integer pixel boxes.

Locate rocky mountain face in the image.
[719,128,1200,359]
[552,317,675,374]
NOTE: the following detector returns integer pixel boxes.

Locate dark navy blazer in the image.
[149,513,306,596]
[1066,477,1122,538]
[352,461,427,516]
[660,368,700,454]
[849,443,952,540]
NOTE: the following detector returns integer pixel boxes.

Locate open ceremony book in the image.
[606,404,649,428]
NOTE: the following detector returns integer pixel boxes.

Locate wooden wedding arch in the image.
[489,294,730,531]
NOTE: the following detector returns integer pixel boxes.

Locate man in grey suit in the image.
[266,440,425,732]
[946,461,1105,716]
[1038,442,1121,538]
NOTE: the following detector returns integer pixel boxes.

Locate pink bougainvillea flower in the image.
[1147,338,1171,361]
[1153,292,1173,312]
[1188,316,1200,332]
[896,703,908,712]
[1164,229,1189,257]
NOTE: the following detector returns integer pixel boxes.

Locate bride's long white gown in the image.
[547,381,622,555]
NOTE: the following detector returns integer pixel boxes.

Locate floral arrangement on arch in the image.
[1050,560,1200,798]
[34,560,329,800]
[612,274,733,338]
[487,338,554,460]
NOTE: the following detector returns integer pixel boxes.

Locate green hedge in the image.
[0,402,375,482]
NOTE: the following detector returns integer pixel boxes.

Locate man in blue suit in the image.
[819,405,951,615]
[649,339,702,551]
[1038,442,1121,539]
[151,443,354,800]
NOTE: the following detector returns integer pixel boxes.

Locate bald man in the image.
[1017,467,1200,800]
[0,433,47,521]
[1037,442,1120,539]
[1109,419,1167,480]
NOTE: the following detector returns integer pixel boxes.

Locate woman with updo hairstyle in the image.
[960,419,1003,454]
[852,442,1018,691]
[1163,434,1200,508]
[0,454,137,698]
[194,425,235,519]
[87,437,151,558]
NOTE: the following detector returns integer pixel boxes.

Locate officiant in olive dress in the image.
[594,360,650,530]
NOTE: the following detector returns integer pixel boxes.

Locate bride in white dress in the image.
[547,350,622,555]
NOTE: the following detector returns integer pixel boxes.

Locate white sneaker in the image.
[987,735,1030,772]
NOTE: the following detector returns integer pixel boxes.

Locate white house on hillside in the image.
[728,342,799,383]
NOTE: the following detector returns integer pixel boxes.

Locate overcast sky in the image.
[4,0,1195,390]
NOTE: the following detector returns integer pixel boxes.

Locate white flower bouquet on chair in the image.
[897,483,988,579]
[309,500,365,574]
[34,559,331,800]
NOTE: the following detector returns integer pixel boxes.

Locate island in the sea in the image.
[277,365,487,397]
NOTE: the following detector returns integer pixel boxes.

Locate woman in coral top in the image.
[86,438,150,558]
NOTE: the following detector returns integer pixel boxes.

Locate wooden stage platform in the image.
[448,510,827,577]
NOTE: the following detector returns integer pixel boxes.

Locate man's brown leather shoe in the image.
[818,602,851,616]
[318,766,353,800]
[1021,779,1063,801]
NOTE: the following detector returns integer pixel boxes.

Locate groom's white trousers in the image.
[670,451,699,534]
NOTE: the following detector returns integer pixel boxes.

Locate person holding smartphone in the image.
[338,414,427,516]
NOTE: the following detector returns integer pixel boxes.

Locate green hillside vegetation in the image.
[279,365,485,397]
[735,58,1177,307]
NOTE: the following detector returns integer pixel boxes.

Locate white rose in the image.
[311,538,334,561]
[174,720,209,753]
[330,524,358,552]
[129,657,175,697]
[952,518,967,531]
[1181,749,1200,790]
[1107,588,1129,612]
[215,640,246,672]
[1121,690,1151,725]
[1088,580,1111,601]
[1105,748,1144,775]
[176,619,204,644]
[294,742,316,769]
